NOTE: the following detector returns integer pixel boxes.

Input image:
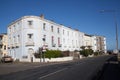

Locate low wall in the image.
[20,58,31,62]
[33,57,74,62]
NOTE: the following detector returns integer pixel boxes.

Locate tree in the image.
[87,46,92,49]
[80,46,93,57]
[80,46,86,50]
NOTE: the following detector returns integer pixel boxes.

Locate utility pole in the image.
[100,10,119,59]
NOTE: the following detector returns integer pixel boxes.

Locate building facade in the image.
[83,34,107,53]
[94,36,107,53]
[83,34,93,47]
[7,15,107,61]
[0,33,8,57]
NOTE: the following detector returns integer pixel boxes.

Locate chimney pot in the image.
[40,14,44,19]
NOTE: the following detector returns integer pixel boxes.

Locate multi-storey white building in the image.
[7,15,84,61]
[92,35,107,53]
[83,34,107,53]
[0,33,8,57]
[61,26,84,51]
[83,34,93,47]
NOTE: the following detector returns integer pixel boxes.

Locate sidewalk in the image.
[98,55,120,80]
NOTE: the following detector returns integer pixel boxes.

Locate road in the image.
[0,55,112,80]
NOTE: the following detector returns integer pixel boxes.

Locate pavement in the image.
[95,55,120,80]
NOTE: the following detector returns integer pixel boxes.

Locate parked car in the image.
[1,56,13,63]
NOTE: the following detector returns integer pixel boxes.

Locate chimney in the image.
[40,14,44,19]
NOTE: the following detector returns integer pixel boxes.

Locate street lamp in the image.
[42,38,46,62]
[100,10,119,58]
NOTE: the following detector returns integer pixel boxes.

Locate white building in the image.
[7,15,84,61]
[61,26,84,51]
[0,33,8,57]
[83,34,93,47]
[83,34,107,53]
[92,35,107,53]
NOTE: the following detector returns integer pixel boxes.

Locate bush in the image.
[45,50,63,59]
[94,52,100,56]
[34,50,63,59]
[80,49,93,57]
[34,52,41,58]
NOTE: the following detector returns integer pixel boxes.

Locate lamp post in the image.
[42,38,46,62]
[100,10,119,58]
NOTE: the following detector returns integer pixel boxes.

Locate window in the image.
[51,36,54,45]
[63,38,65,43]
[28,34,33,39]
[4,45,6,50]
[72,40,73,45]
[43,35,46,41]
[57,28,60,33]
[43,23,46,30]
[13,25,15,32]
[51,26,53,32]
[76,40,77,47]
[28,21,33,25]
[51,36,55,47]
[9,27,11,33]
[18,35,20,42]
[13,36,16,43]
[58,37,60,45]
[67,31,69,36]
[63,29,64,35]
[72,32,73,36]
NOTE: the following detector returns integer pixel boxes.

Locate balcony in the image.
[26,41,34,46]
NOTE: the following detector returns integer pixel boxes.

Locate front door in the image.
[28,48,34,62]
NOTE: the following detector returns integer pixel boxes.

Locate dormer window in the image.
[43,23,46,30]
[57,28,60,34]
[28,21,33,25]
[51,26,53,32]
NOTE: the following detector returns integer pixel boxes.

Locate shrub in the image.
[34,52,41,58]
[45,50,63,59]
[34,50,63,59]
[94,52,99,56]
[80,49,93,57]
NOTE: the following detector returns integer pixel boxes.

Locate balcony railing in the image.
[26,41,34,46]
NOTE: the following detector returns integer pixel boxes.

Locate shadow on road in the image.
[93,55,120,80]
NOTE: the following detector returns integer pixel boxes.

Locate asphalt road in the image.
[0,55,112,80]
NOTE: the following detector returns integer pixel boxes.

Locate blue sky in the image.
[0,0,120,50]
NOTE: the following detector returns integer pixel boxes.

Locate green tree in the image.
[80,48,93,57]
[80,46,86,50]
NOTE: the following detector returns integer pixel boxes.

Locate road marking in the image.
[39,68,68,79]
